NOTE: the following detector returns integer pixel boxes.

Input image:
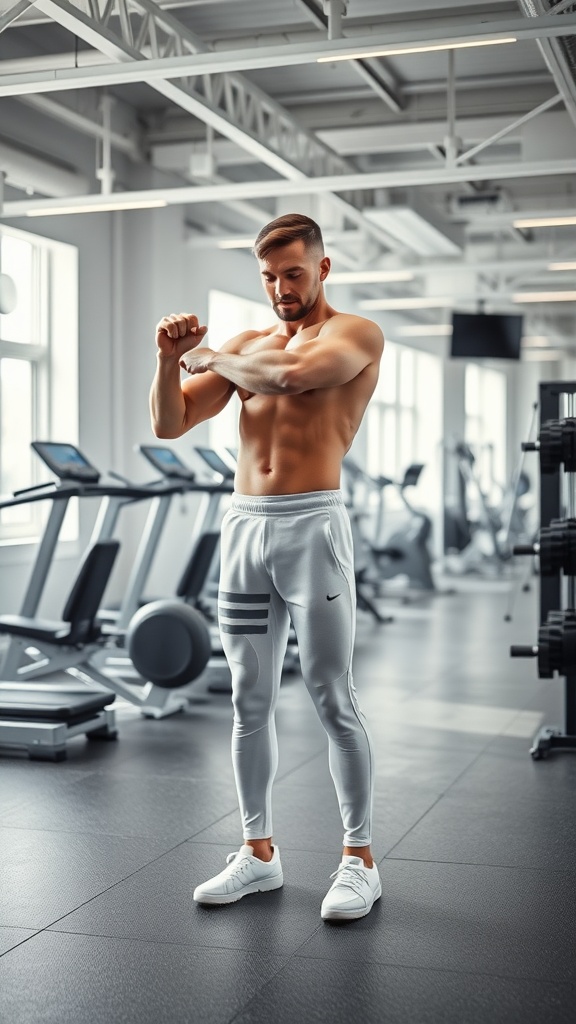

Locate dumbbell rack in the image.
[512,381,576,760]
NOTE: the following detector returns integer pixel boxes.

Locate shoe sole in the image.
[194,873,284,905]
[321,881,382,921]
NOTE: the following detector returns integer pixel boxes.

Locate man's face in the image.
[258,240,329,322]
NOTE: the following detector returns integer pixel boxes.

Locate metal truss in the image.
[33,0,352,182]
[29,0,398,256]
[0,0,34,33]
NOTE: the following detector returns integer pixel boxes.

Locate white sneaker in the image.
[321,855,382,921]
[193,845,283,905]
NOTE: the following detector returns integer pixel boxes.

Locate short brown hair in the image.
[252,213,324,261]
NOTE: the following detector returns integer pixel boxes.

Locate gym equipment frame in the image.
[512,381,576,760]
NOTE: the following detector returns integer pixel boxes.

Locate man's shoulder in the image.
[323,312,384,347]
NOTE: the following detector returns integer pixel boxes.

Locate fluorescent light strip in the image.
[328,270,414,284]
[523,349,563,361]
[317,37,516,63]
[27,199,168,216]
[397,324,453,336]
[548,261,576,271]
[216,238,255,249]
[359,297,452,310]
[513,291,576,303]
[513,216,576,228]
[522,336,550,347]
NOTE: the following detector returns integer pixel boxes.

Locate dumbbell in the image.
[522,418,576,473]
[511,609,576,678]
[514,519,576,576]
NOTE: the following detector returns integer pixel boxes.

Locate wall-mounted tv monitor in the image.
[450,312,523,360]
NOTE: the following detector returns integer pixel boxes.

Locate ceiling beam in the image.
[2,11,576,97]
[3,159,576,217]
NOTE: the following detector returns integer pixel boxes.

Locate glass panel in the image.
[382,406,397,478]
[399,347,415,407]
[380,342,397,402]
[0,235,35,344]
[366,405,382,477]
[207,290,271,449]
[1,358,34,525]
[465,363,480,415]
[482,369,507,488]
[399,408,414,470]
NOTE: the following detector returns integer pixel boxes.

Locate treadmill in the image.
[0,443,118,760]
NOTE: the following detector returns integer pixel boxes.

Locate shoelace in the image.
[225,851,253,877]
[329,863,370,895]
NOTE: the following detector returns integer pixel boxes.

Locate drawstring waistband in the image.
[229,489,344,516]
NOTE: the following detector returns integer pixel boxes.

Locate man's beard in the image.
[273,296,314,322]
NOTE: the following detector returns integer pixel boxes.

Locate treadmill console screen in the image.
[32,442,100,482]
[194,447,235,479]
[139,445,195,480]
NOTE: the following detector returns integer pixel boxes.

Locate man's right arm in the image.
[149,312,256,439]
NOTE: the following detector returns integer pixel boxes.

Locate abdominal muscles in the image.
[235,389,359,496]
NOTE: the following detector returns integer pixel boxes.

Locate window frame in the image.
[0,224,78,548]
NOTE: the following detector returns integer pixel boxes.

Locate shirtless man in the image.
[150,213,384,921]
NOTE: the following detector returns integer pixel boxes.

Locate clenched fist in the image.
[156,313,208,359]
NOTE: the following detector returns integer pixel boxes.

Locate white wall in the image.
[0,201,565,615]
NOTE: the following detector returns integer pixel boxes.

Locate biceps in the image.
[182,373,236,428]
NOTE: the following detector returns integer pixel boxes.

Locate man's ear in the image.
[319,256,331,281]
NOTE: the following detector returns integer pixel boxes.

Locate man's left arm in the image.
[179,318,383,395]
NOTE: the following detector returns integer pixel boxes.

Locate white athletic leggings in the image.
[218,489,374,847]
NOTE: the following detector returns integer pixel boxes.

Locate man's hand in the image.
[156,313,208,360]
[179,347,216,375]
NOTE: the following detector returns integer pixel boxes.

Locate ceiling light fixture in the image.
[397,324,453,336]
[328,270,414,284]
[26,198,168,216]
[216,237,255,249]
[523,349,563,361]
[359,297,452,310]
[513,291,576,302]
[522,335,550,347]
[513,215,576,228]
[317,38,517,62]
[548,261,576,271]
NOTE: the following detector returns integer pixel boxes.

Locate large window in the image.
[207,289,271,450]
[465,363,507,499]
[366,341,443,510]
[0,226,78,544]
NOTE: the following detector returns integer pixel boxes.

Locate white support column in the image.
[323,0,348,41]
[444,49,460,167]
[96,92,116,195]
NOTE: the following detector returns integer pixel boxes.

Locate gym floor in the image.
[0,579,575,1024]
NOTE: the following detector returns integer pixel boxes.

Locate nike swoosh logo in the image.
[327,594,341,601]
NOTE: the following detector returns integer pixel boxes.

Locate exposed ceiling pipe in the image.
[0,139,88,196]
[296,0,402,113]
[3,157,576,217]
[3,13,576,97]
[19,94,143,160]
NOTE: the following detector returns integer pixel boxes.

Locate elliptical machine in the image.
[342,457,438,596]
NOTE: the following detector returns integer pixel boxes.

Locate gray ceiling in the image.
[1,0,576,349]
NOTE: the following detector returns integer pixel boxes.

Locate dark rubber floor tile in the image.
[0,930,287,1024]
[299,859,576,983]
[50,844,338,956]
[231,957,576,1024]
[0,828,176,929]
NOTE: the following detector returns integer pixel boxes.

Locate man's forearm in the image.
[150,353,187,437]
[207,349,299,395]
